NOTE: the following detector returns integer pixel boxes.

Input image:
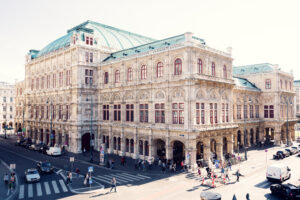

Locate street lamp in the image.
[2,103,7,139]
[46,98,53,147]
[286,97,293,146]
[87,97,94,163]
[244,97,252,160]
[22,101,26,137]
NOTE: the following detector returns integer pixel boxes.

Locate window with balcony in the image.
[198,59,203,74]
[211,62,216,77]
[126,104,134,122]
[174,58,182,75]
[85,69,93,85]
[196,103,205,124]
[114,104,121,121]
[139,104,148,123]
[115,70,120,83]
[172,103,184,124]
[155,103,165,123]
[127,68,133,81]
[141,65,147,80]
[104,72,109,84]
[103,105,109,120]
[157,62,163,78]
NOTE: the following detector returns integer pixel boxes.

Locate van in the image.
[46,147,62,156]
[266,163,291,182]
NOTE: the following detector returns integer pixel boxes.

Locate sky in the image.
[1,0,300,84]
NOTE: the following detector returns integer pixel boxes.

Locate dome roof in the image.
[33,20,156,59]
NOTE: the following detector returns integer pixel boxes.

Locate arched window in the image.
[127,68,133,81]
[211,62,215,76]
[104,72,109,84]
[141,65,147,80]
[174,58,182,75]
[157,62,163,77]
[223,65,227,78]
[197,59,203,74]
[115,70,120,83]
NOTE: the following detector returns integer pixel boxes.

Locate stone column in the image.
[188,140,197,171]
[108,126,113,153]
[43,128,47,144]
[253,131,256,145]
[120,128,125,156]
[134,128,139,159]
[148,130,153,159]
[165,136,172,160]
[203,137,212,167]
[247,130,251,147]
[275,126,281,145]
[227,134,234,154]
[233,133,238,151]
[216,137,223,163]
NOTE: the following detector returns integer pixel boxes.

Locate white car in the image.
[25,168,40,182]
[46,147,62,156]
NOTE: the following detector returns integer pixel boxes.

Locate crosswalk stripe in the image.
[52,180,60,193]
[19,185,24,199]
[59,179,68,192]
[44,182,51,195]
[95,176,114,184]
[115,173,143,181]
[28,184,33,198]
[106,174,130,183]
[124,173,150,179]
[97,175,114,182]
[36,183,42,196]
[103,175,128,183]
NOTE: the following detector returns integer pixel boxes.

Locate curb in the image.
[1,159,19,200]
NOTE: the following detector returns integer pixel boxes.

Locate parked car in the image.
[273,151,285,159]
[46,147,62,156]
[37,161,53,174]
[25,168,40,183]
[289,148,298,155]
[21,138,32,148]
[283,149,291,157]
[270,183,300,199]
[39,145,49,154]
[291,146,299,154]
[285,148,296,155]
[29,143,43,151]
[267,163,291,182]
[15,138,25,146]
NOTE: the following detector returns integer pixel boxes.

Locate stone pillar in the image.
[108,126,113,153]
[247,130,251,147]
[233,133,238,151]
[165,136,172,160]
[120,129,125,156]
[275,126,281,145]
[36,129,40,144]
[227,134,234,154]
[148,130,154,159]
[216,137,223,163]
[203,138,212,167]
[253,131,256,145]
[134,128,139,159]
[43,128,47,144]
[188,140,197,171]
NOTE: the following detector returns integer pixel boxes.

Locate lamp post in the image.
[46,99,53,147]
[243,97,251,161]
[87,97,94,163]
[22,101,25,137]
[2,103,7,139]
[286,97,292,146]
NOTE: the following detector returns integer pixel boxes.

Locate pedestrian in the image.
[228,160,232,171]
[158,159,161,166]
[110,177,117,192]
[69,171,72,184]
[111,159,114,169]
[10,174,15,188]
[236,169,240,182]
[66,172,70,184]
[75,168,80,179]
[83,148,86,155]
[246,193,250,200]
[197,168,201,176]
[84,173,89,186]
[181,161,184,171]
[3,173,9,184]
[232,194,237,200]
[172,163,176,173]
[225,168,230,181]
[162,162,166,174]
[121,156,125,166]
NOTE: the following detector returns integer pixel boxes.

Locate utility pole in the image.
[22,101,25,137]
[47,99,53,147]
[89,97,93,163]
[2,102,7,139]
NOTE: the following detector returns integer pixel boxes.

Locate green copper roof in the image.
[294,80,300,86]
[233,77,261,91]
[233,63,274,76]
[103,33,205,62]
[30,20,156,59]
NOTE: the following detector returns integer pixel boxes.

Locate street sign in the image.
[88,166,93,172]
[10,164,16,170]
[70,157,74,162]
[179,134,184,137]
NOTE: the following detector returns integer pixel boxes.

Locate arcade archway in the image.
[172,140,185,163]
[81,133,90,152]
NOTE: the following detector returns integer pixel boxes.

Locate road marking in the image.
[44,182,51,195]
[95,176,114,184]
[52,180,60,193]
[105,174,129,183]
[56,169,62,174]
[59,179,68,192]
[123,173,150,179]
[115,173,144,181]
[28,184,33,198]
[19,185,24,199]
[36,182,42,196]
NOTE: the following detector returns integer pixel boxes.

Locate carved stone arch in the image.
[155,90,165,100]
[221,92,228,100]
[125,91,134,100]
[138,90,149,100]
[171,87,185,100]
[196,88,206,100]
[113,93,121,101]
[209,89,217,100]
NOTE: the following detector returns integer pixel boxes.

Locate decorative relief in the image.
[196,89,205,100]
[155,91,165,99]
[138,91,149,100]
[125,92,134,100]
[171,88,185,100]
[101,94,110,102]
[113,93,121,101]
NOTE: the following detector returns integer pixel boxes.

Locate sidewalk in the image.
[0,159,18,200]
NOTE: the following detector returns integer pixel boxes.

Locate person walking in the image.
[162,162,166,174]
[66,172,70,184]
[75,168,80,179]
[69,171,72,184]
[110,177,117,192]
[236,169,240,182]
[4,173,9,184]
[83,148,86,155]
[121,156,125,166]
[246,193,250,200]
[197,168,201,176]
[84,173,89,186]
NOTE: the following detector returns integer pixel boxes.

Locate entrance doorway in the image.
[196,141,204,160]
[82,133,91,152]
[156,139,166,159]
[173,141,184,163]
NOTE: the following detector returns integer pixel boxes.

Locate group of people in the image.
[106,159,115,169]
[3,172,15,194]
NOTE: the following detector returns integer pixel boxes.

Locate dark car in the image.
[37,161,53,174]
[273,151,285,159]
[39,145,49,154]
[291,147,299,154]
[270,183,300,199]
[29,143,44,151]
[15,138,25,146]
[285,148,296,155]
[20,138,32,148]
[283,149,291,157]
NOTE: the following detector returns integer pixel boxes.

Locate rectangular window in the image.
[85,69,93,85]
[59,72,63,87]
[114,104,121,121]
[214,103,218,124]
[58,105,62,119]
[264,105,269,118]
[269,105,274,118]
[265,79,271,89]
[201,103,205,124]
[47,75,50,88]
[196,103,200,124]
[36,78,39,90]
[52,105,56,119]
[41,106,44,119]
[66,70,71,86]
[250,105,254,118]
[46,105,49,119]
[237,105,241,119]
[196,103,205,124]
[172,103,184,124]
[103,105,109,120]
[90,37,93,46]
[52,73,56,88]
[139,104,148,123]
[226,103,229,122]
[210,103,213,124]
[66,105,70,120]
[41,77,44,89]
[155,103,165,123]
[90,53,93,63]
[255,105,259,118]
[126,104,134,122]
[244,105,247,119]
[85,52,89,62]
[222,103,225,123]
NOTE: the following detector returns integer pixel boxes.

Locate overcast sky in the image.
[1,0,300,84]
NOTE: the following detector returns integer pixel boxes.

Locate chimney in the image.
[184,32,193,42]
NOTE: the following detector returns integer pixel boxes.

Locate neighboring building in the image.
[14,81,25,133]
[0,82,15,133]
[22,20,297,168]
[294,80,300,130]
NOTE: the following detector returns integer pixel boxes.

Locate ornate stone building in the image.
[0,82,15,134]
[19,20,297,168]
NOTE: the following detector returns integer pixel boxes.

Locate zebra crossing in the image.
[93,173,151,186]
[18,179,69,199]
